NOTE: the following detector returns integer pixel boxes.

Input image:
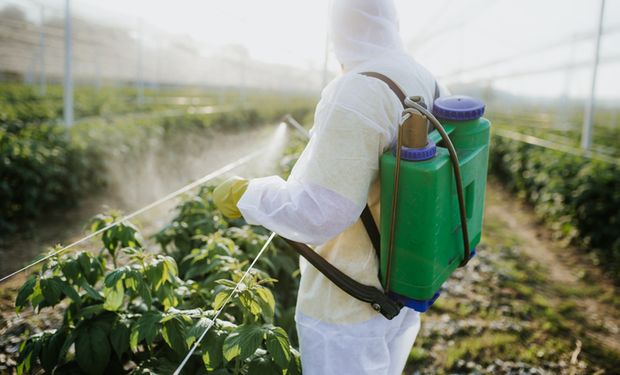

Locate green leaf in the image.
[110,320,130,359]
[201,328,227,371]
[57,330,77,364]
[129,329,139,353]
[60,258,81,283]
[161,317,187,355]
[131,311,163,349]
[103,281,124,311]
[256,290,275,323]
[41,277,63,306]
[239,292,262,317]
[16,276,36,313]
[78,252,103,285]
[79,304,104,319]
[59,281,81,304]
[186,318,211,348]
[17,338,36,375]
[104,268,126,288]
[264,326,291,368]
[157,284,179,310]
[40,330,66,373]
[80,279,104,301]
[75,323,111,375]
[256,287,275,314]
[213,292,228,310]
[136,274,152,306]
[287,348,302,375]
[247,355,283,375]
[222,324,264,362]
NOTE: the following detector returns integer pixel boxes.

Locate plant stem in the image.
[233,358,241,375]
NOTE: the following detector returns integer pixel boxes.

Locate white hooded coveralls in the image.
[238,0,446,373]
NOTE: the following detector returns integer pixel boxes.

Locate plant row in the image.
[15,186,301,374]
[489,133,620,282]
[0,83,314,235]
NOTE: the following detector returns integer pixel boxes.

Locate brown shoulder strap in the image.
[360,72,407,104]
[358,71,408,258]
[361,71,441,106]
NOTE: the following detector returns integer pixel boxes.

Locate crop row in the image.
[489,132,620,282]
[14,186,302,374]
[0,83,314,235]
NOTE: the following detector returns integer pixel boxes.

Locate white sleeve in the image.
[237,75,401,245]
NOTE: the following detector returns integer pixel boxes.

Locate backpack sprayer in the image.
[283,73,490,319]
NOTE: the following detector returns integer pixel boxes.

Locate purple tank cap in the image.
[432,95,485,121]
[394,140,436,161]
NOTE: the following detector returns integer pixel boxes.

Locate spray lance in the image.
[282,74,490,318]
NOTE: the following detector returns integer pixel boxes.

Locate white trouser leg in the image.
[387,309,421,374]
[296,309,421,375]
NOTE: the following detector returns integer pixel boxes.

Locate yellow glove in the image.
[213,176,249,219]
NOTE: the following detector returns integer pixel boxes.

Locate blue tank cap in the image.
[433,95,485,121]
[395,140,437,161]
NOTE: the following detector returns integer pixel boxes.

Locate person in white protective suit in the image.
[213,0,447,373]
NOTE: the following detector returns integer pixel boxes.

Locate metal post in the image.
[95,57,101,91]
[39,4,46,96]
[63,0,74,127]
[581,0,605,150]
[555,35,577,131]
[137,19,145,106]
[239,54,246,107]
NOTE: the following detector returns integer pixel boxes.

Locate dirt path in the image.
[485,181,620,354]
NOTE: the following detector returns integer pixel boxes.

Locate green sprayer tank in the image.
[379,95,490,312]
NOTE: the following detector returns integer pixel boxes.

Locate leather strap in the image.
[284,238,402,320]
[358,72,411,259]
[361,71,441,104]
[360,205,381,258]
[361,72,407,104]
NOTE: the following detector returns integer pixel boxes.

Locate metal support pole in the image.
[63,0,74,127]
[239,54,246,107]
[137,19,145,106]
[555,35,577,131]
[581,0,605,150]
[39,4,46,96]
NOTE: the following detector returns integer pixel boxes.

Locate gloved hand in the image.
[213,176,249,219]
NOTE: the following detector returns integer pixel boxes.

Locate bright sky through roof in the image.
[17,0,620,99]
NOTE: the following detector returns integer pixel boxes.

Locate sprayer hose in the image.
[385,100,471,292]
[405,98,471,267]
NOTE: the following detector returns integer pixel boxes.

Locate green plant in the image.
[0,82,315,236]
[489,133,620,282]
[14,189,301,374]
[0,122,102,233]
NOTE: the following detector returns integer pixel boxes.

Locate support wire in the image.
[0,146,269,284]
[172,231,276,375]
